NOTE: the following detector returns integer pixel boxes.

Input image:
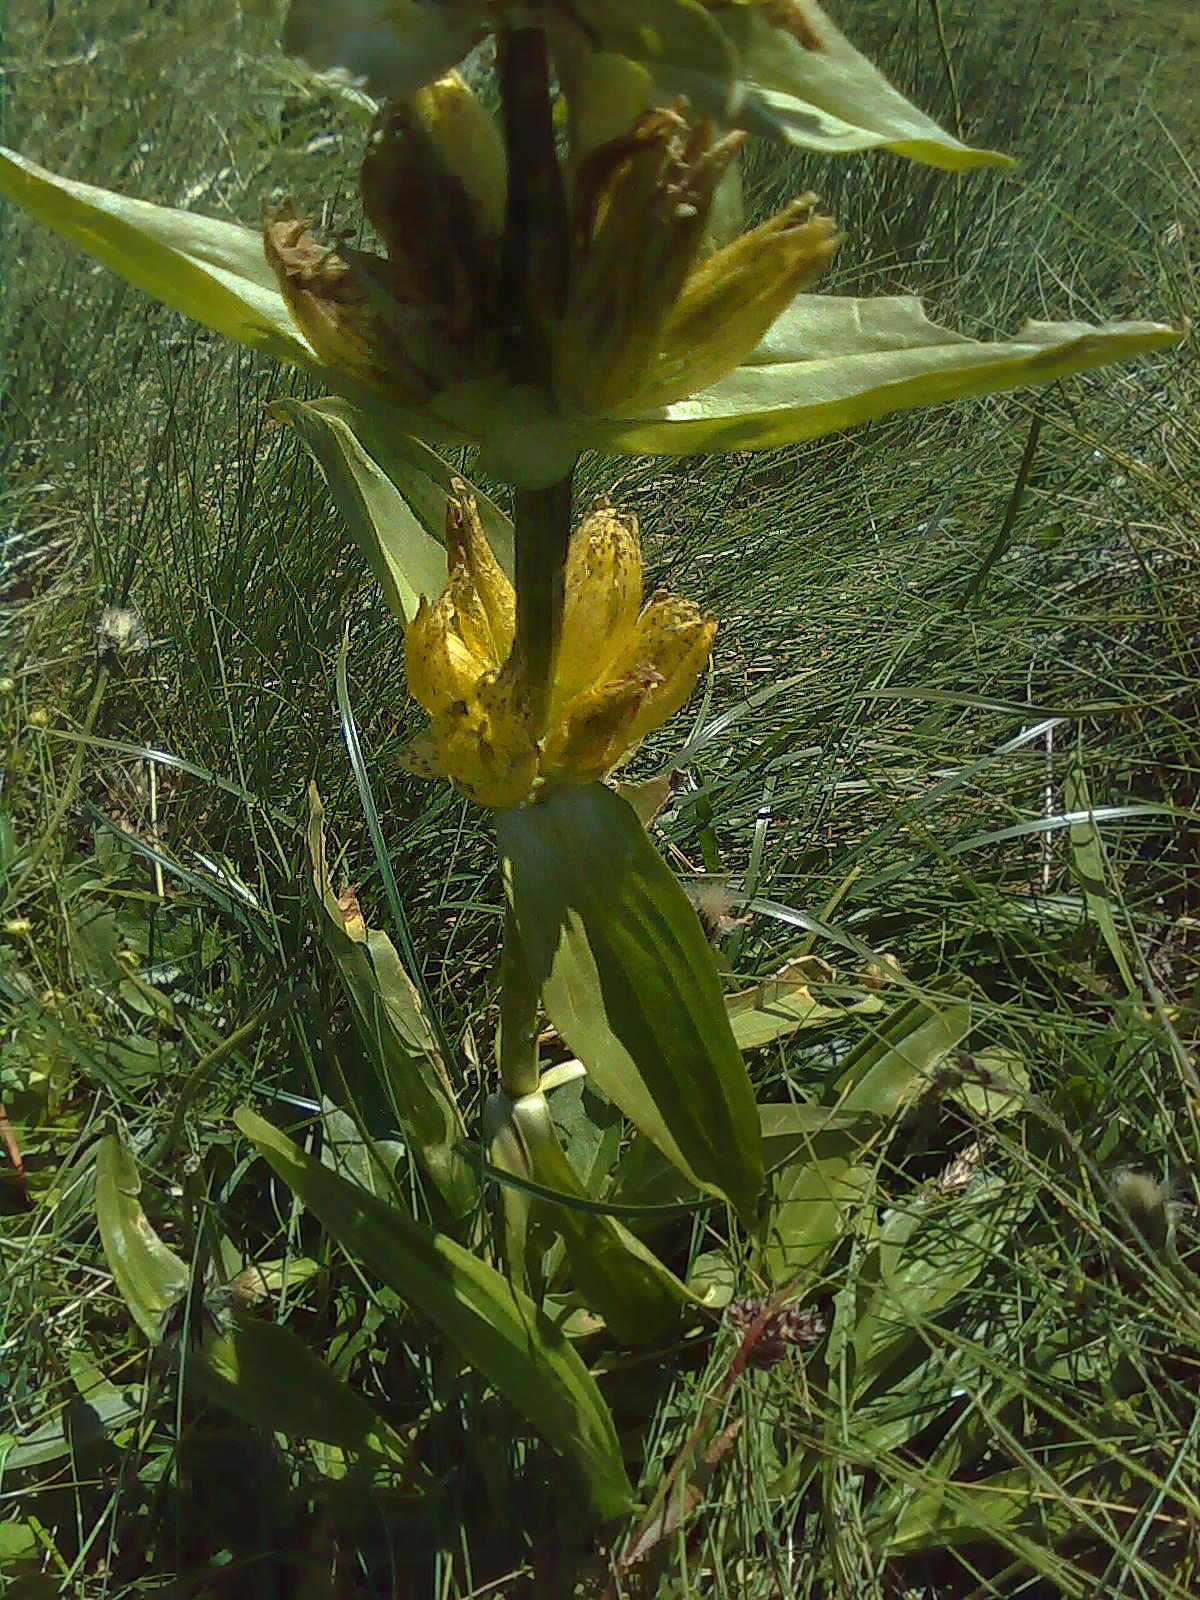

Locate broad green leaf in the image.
[764,1131,872,1287]
[197,1319,411,1467]
[878,1446,1127,1556]
[307,789,476,1219]
[95,1134,189,1341]
[275,398,514,626]
[507,1091,694,1345]
[4,1357,141,1471]
[728,958,883,1051]
[0,148,312,368]
[283,0,488,99]
[498,783,764,1225]
[853,1175,1031,1384]
[829,994,973,1117]
[597,298,1179,458]
[235,1106,634,1519]
[704,1,1009,168]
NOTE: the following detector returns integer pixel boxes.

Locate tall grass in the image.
[2,0,1197,1594]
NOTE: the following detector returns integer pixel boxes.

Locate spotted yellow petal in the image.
[553,501,643,713]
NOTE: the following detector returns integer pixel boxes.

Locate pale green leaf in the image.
[283,0,487,99]
[765,1133,872,1288]
[854,1176,1032,1383]
[307,788,476,1218]
[596,298,1180,457]
[235,1105,635,1519]
[830,994,973,1117]
[0,147,312,367]
[288,396,518,585]
[727,957,883,1051]
[274,401,452,625]
[498,783,764,1225]
[95,1134,189,1341]
[707,1,1009,168]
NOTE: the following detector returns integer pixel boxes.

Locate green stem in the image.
[496,19,576,733]
[512,477,573,733]
[499,902,542,1099]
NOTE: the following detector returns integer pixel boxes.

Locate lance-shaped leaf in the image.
[498,783,764,1225]
[0,148,312,367]
[94,1135,411,1464]
[235,1105,635,1519]
[505,1090,694,1345]
[275,398,514,626]
[829,993,973,1117]
[199,1319,413,1467]
[307,788,476,1219]
[597,297,1179,458]
[95,1134,189,1341]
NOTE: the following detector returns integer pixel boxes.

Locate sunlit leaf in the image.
[765,1132,872,1287]
[95,1135,189,1341]
[727,957,883,1050]
[597,298,1179,457]
[0,148,311,367]
[703,1,1009,168]
[235,1106,635,1519]
[829,994,973,1117]
[853,1175,1032,1383]
[498,783,764,1224]
[307,788,476,1219]
[275,398,513,626]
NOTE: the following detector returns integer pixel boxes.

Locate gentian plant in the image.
[7,0,1177,1543]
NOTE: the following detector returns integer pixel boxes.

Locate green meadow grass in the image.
[2,1,1198,1594]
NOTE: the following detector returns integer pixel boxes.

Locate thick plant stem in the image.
[512,477,573,733]
[499,901,543,1099]
[497,19,575,734]
[497,21,569,386]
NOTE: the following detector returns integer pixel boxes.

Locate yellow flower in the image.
[265,71,505,404]
[557,110,841,417]
[402,486,716,807]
